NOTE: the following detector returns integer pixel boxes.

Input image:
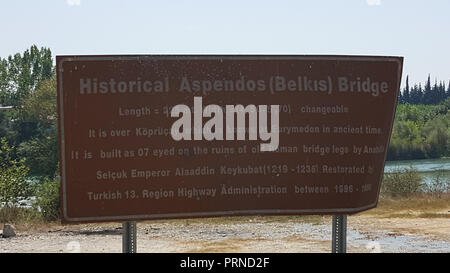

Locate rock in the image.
[2,224,16,238]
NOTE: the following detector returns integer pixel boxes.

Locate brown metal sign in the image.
[57,55,403,223]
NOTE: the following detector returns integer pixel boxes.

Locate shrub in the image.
[0,137,32,207]
[421,171,450,198]
[17,133,58,177]
[381,167,423,197]
[34,177,60,221]
[0,206,42,225]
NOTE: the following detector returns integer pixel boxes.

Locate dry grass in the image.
[416,213,450,218]
[358,194,450,218]
[0,207,60,232]
[1,207,41,231]
[2,194,448,231]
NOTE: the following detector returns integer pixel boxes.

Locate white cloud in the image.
[366,0,381,5]
[66,0,81,6]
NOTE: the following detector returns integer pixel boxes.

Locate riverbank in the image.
[384,158,450,184]
[1,195,449,253]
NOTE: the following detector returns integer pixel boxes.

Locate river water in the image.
[384,158,450,184]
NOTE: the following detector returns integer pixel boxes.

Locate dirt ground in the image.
[1,201,449,253]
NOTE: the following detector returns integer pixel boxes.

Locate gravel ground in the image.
[1,213,449,253]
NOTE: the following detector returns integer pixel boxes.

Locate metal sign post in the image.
[332,215,347,253]
[122,221,137,253]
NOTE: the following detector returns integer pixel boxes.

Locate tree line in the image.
[0,46,57,177]
[387,99,449,160]
[1,46,57,212]
[0,45,53,107]
[398,75,450,105]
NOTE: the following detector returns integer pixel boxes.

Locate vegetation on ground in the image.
[387,100,450,160]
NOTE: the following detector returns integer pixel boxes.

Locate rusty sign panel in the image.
[57,55,403,223]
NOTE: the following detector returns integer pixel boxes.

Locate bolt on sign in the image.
[57,55,403,223]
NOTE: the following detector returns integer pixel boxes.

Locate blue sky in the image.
[1,0,449,87]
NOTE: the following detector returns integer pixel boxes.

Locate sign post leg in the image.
[122,221,137,253]
[332,215,347,253]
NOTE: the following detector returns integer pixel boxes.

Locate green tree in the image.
[18,76,58,177]
[21,76,57,129]
[11,75,56,145]
[387,99,449,160]
[409,84,423,104]
[422,113,450,158]
[18,133,58,177]
[447,81,450,98]
[0,45,55,152]
[438,82,445,103]
[0,45,54,107]
[0,138,32,207]
[0,58,8,105]
[423,75,432,104]
[34,176,60,221]
[403,75,410,103]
